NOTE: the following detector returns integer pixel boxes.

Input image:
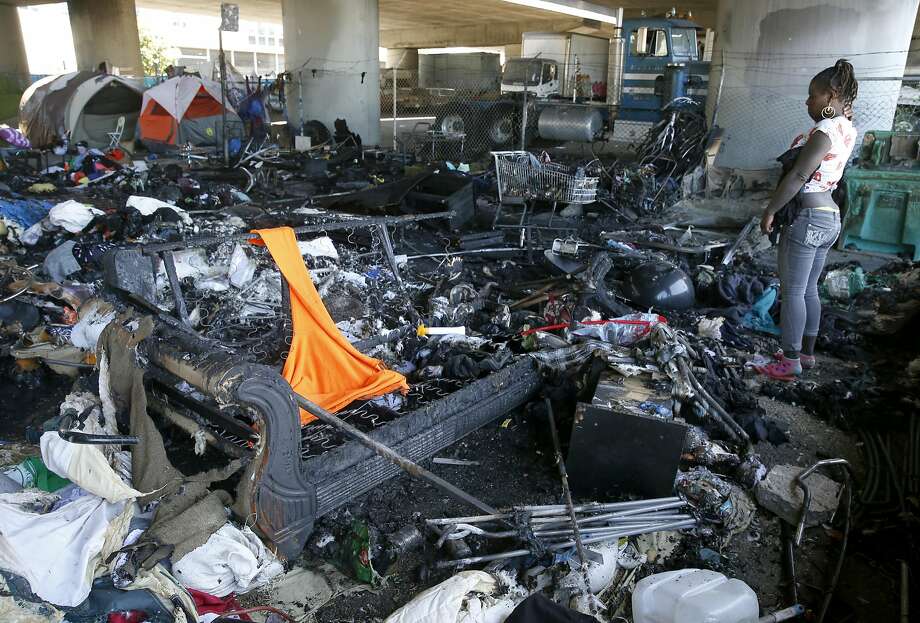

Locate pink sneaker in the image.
[774,350,815,369]
[756,356,803,381]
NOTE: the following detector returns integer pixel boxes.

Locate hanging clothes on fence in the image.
[253,227,409,424]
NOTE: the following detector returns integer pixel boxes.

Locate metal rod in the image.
[376,223,403,288]
[438,518,697,567]
[292,390,506,522]
[59,431,139,445]
[219,27,229,167]
[425,497,684,526]
[546,397,591,608]
[139,211,452,254]
[544,398,590,589]
[794,459,850,546]
[161,251,191,327]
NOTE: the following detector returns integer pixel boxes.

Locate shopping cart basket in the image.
[491,150,599,206]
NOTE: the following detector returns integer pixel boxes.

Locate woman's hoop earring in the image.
[821,105,836,119]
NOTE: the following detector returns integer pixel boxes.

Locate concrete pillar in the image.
[712,0,920,170]
[0,5,30,121]
[386,48,418,70]
[504,44,522,61]
[282,0,381,145]
[69,0,143,75]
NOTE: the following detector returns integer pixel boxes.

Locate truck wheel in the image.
[438,112,466,135]
[487,108,517,148]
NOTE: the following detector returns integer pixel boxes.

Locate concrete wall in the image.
[419,53,501,90]
[69,0,143,75]
[0,5,30,121]
[282,0,381,145]
[711,0,920,170]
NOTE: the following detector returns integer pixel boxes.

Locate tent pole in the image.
[219,28,229,167]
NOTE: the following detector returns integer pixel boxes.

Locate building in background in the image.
[135,6,285,78]
[18,4,77,75]
[16,2,285,79]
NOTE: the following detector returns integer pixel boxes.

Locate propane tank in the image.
[537,106,604,142]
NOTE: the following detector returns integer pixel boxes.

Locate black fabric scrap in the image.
[505,594,597,623]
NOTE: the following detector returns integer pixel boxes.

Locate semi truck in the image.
[433,17,711,150]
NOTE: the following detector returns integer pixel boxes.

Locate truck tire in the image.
[486,106,517,148]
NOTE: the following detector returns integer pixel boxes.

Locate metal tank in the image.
[537,106,604,142]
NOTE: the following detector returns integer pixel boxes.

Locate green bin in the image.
[840,166,920,261]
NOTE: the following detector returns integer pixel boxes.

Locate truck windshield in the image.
[671,28,698,60]
[503,59,544,86]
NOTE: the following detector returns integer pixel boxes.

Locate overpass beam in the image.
[380,18,586,49]
[69,0,143,75]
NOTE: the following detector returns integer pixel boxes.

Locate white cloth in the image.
[790,116,857,193]
[0,492,127,606]
[173,523,283,597]
[384,571,497,623]
[228,244,256,288]
[48,200,104,233]
[297,236,339,260]
[70,301,116,351]
[126,195,192,225]
[40,432,145,503]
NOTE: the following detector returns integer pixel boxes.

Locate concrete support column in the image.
[504,45,522,61]
[711,0,920,170]
[282,0,381,145]
[69,0,143,75]
[0,5,30,120]
[386,48,418,70]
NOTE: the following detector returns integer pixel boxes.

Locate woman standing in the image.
[756,59,859,380]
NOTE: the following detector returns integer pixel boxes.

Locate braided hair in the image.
[813,58,859,107]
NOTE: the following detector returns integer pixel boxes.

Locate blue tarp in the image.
[0,197,53,229]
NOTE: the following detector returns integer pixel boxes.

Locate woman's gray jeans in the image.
[777,193,841,355]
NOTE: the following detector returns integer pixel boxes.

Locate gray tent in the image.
[19,72,143,149]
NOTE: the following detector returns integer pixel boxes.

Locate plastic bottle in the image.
[822,266,866,300]
[632,569,759,623]
[2,457,70,492]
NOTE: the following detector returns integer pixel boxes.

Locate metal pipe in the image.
[793,459,853,623]
[426,497,684,525]
[438,518,697,567]
[794,459,850,546]
[544,399,591,596]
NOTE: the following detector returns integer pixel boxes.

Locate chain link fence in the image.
[380,62,525,161]
[711,63,907,170]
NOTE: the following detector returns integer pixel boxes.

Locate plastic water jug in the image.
[632,569,759,623]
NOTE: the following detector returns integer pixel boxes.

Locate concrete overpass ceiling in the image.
[124,0,718,30]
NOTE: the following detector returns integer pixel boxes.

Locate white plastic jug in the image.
[632,569,759,623]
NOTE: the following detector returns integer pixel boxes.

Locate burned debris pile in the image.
[0,114,917,623]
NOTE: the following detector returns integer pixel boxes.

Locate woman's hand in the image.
[760,211,775,235]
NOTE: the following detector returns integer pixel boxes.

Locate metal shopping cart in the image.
[490,150,600,239]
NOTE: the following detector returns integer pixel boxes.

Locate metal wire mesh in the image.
[381,63,522,160]
[711,67,907,169]
[491,150,599,204]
